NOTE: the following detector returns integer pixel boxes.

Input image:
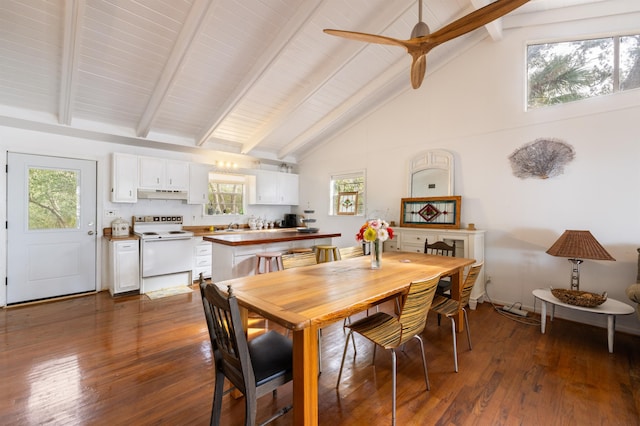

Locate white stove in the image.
[133,215,194,293]
[133,216,194,240]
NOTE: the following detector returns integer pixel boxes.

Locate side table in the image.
[532,288,634,353]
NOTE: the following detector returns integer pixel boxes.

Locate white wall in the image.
[0,127,293,305]
[298,13,640,334]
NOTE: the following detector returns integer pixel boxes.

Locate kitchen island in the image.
[204,230,341,281]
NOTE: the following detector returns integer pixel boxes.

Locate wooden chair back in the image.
[424,240,456,256]
[397,274,441,345]
[281,252,318,269]
[200,282,253,397]
[459,263,483,307]
[339,245,365,260]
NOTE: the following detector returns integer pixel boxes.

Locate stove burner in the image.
[169,231,185,234]
[143,232,158,236]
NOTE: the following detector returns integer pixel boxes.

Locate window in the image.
[527,34,640,109]
[207,173,245,215]
[28,167,79,230]
[330,171,365,216]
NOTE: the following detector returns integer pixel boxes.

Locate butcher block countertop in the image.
[203,230,341,246]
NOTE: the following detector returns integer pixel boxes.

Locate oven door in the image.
[141,238,193,278]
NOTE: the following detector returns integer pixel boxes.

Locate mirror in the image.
[409,150,454,197]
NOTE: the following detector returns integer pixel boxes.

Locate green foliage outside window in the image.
[208,179,244,215]
[28,168,79,230]
[331,173,365,216]
[527,34,640,108]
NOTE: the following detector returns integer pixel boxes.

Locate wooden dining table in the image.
[216,251,476,425]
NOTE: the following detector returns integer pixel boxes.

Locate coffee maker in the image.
[283,213,298,228]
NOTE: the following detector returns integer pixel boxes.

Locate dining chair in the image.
[336,273,442,425]
[281,251,318,269]
[200,282,293,426]
[338,245,366,260]
[429,262,483,372]
[424,240,456,294]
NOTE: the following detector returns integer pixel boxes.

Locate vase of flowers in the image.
[356,219,394,269]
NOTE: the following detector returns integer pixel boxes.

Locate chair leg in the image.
[391,349,397,426]
[449,316,458,373]
[413,335,430,391]
[211,371,225,426]
[437,313,442,326]
[463,308,472,350]
[336,330,353,388]
[371,342,377,365]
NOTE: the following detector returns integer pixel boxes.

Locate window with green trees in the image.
[527,34,640,109]
[207,173,245,215]
[28,168,79,230]
[330,171,365,216]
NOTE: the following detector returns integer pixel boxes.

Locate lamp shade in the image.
[546,230,615,261]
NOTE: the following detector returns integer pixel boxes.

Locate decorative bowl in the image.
[551,289,607,307]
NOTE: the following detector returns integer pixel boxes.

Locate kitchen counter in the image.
[206,229,341,281]
[184,226,296,237]
[203,230,341,246]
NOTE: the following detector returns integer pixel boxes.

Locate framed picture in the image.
[337,192,358,215]
[400,196,461,229]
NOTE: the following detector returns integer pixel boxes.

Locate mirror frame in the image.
[408,149,454,197]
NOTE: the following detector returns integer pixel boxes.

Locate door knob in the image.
[88,230,95,235]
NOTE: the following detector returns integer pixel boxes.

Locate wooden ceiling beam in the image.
[136,0,216,138]
[58,0,84,126]
[196,0,326,147]
[240,0,416,156]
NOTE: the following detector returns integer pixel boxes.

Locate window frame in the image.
[329,170,366,217]
[526,32,640,110]
[206,173,246,216]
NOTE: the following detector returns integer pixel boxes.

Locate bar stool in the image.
[255,252,284,274]
[316,245,339,263]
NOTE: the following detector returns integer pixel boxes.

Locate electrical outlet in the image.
[104,209,117,218]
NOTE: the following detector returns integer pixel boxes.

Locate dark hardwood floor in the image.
[1,287,639,425]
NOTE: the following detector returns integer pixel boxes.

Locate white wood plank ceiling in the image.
[0,0,636,162]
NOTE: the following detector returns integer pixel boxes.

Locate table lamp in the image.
[546,230,615,291]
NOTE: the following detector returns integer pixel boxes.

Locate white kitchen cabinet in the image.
[111,153,138,203]
[188,163,211,205]
[108,239,140,295]
[248,170,299,205]
[384,227,486,309]
[138,156,189,191]
[192,237,212,280]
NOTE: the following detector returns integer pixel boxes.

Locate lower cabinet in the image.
[108,239,140,295]
[193,237,212,281]
[384,227,486,309]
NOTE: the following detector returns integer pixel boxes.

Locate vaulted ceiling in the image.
[1,0,636,163]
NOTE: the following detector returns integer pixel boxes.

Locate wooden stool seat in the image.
[289,247,313,254]
[315,245,339,263]
[255,252,284,274]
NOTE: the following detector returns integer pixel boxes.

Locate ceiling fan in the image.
[324,0,530,89]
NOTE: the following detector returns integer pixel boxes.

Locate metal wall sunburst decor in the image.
[508,138,575,179]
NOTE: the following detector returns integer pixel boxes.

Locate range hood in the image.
[137,189,188,200]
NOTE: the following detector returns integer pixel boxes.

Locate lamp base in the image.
[568,258,583,291]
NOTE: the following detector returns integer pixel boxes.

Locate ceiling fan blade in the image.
[323,29,408,49]
[410,54,427,89]
[428,0,530,46]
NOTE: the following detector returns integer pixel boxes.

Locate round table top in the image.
[533,288,634,315]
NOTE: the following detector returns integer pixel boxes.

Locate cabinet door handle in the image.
[88,230,94,235]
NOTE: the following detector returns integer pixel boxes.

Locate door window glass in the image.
[28,167,80,230]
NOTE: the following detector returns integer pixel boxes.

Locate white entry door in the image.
[7,153,97,304]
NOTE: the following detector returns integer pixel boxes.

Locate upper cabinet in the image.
[138,156,189,191]
[111,153,138,203]
[188,163,210,205]
[248,170,299,205]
